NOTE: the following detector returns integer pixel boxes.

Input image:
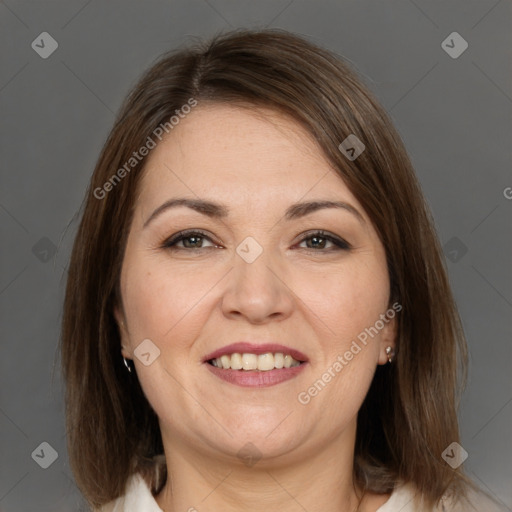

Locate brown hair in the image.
[61,29,481,510]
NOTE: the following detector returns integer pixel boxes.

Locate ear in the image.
[114,305,132,359]
[378,315,397,365]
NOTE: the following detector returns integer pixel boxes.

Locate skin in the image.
[115,104,397,512]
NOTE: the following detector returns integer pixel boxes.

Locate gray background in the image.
[1,1,511,511]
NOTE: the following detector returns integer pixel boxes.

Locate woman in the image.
[60,29,505,511]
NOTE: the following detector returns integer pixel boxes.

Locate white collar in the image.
[103,472,504,512]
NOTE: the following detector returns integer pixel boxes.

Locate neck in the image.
[155,421,369,512]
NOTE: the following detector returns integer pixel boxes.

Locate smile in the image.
[208,352,302,371]
[203,342,308,387]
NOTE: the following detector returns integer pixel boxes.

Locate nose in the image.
[221,245,294,325]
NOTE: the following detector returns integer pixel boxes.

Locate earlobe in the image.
[114,305,128,336]
[114,306,131,358]
[113,305,124,327]
[121,346,132,359]
[378,316,397,365]
[378,344,396,365]
[385,346,395,364]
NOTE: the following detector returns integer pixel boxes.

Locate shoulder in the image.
[377,480,508,512]
[95,473,163,512]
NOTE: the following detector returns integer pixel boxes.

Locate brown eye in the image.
[297,231,350,251]
[162,230,217,250]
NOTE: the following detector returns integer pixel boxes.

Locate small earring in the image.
[385,346,395,364]
[123,357,132,373]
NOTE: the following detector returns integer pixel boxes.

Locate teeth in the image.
[242,353,258,370]
[231,353,243,370]
[209,352,302,371]
[258,353,274,371]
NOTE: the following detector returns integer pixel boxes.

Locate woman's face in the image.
[116,104,396,465]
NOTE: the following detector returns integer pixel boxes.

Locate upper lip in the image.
[203,342,308,363]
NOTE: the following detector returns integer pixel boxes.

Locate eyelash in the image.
[160,229,351,252]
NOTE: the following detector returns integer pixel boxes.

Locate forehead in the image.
[137,103,362,215]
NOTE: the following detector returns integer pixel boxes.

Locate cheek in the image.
[295,258,389,345]
[120,257,220,352]
[297,265,387,421]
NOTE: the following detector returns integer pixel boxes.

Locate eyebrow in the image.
[143,197,365,228]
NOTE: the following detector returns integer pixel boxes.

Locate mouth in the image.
[203,342,308,387]
[207,352,303,371]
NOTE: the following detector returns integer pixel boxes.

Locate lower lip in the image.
[205,362,307,387]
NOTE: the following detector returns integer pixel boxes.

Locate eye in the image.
[296,230,350,251]
[161,230,219,250]
[160,229,350,252]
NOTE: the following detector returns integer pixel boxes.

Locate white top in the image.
[99,472,507,512]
